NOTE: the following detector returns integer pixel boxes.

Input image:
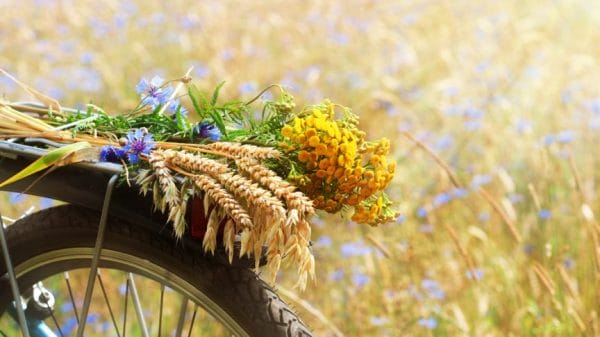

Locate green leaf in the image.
[210,81,226,106]
[208,108,227,138]
[0,142,92,188]
[188,84,208,119]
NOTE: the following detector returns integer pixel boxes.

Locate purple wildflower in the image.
[538,208,552,220]
[122,129,156,164]
[136,76,174,109]
[417,317,438,329]
[100,145,127,163]
[194,122,221,141]
[168,99,188,115]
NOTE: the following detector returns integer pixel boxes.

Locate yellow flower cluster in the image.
[280,101,396,225]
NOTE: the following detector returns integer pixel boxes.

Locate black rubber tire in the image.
[0,205,313,337]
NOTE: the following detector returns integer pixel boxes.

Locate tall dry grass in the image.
[1,0,600,336]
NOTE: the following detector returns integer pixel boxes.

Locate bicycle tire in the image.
[0,205,313,337]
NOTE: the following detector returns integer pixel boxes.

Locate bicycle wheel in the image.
[0,205,313,337]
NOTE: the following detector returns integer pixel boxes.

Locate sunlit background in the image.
[2,0,600,336]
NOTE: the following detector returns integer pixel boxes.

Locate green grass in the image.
[1,0,600,336]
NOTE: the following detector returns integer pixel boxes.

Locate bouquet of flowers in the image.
[0,72,397,289]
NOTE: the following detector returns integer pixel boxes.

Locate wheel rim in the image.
[2,247,250,337]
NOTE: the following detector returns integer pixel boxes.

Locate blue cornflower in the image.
[341,241,371,257]
[352,271,370,287]
[417,317,438,329]
[416,207,428,218]
[194,122,221,141]
[136,76,174,109]
[315,235,332,247]
[100,145,127,163]
[563,257,575,270]
[168,99,188,115]
[466,268,484,280]
[556,130,576,144]
[538,209,552,220]
[432,192,451,207]
[122,128,156,164]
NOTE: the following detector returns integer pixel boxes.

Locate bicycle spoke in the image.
[174,296,189,337]
[45,304,64,337]
[187,305,198,337]
[158,284,165,337]
[127,273,150,337]
[63,272,80,325]
[97,271,122,337]
[122,279,130,337]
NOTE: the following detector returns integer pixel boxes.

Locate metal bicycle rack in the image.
[1,173,121,337]
[0,135,139,337]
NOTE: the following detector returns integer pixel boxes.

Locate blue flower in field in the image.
[341,241,371,257]
[194,122,221,141]
[563,257,575,270]
[432,193,451,207]
[238,82,257,95]
[122,128,156,164]
[478,211,490,223]
[421,279,445,299]
[370,316,389,326]
[329,269,344,281]
[136,76,174,109]
[168,99,188,115]
[556,130,576,144]
[466,268,484,280]
[61,317,78,336]
[315,235,332,247]
[542,134,555,146]
[417,317,438,329]
[523,243,535,255]
[416,207,428,218]
[60,302,73,313]
[396,214,406,224]
[450,187,468,199]
[508,193,524,204]
[538,208,552,220]
[470,174,492,189]
[352,271,370,287]
[100,145,127,163]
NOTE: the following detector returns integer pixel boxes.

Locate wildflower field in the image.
[1,0,600,336]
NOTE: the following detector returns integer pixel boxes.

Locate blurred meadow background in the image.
[1,0,600,336]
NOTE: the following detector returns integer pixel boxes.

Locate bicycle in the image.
[0,106,314,337]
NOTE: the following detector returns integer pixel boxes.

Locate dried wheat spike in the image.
[218,172,286,226]
[223,219,236,263]
[206,142,281,159]
[149,150,189,237]
[169,150,229,174]
[236,157,314,223]
[192,174,253,229]
[134,169,154,196]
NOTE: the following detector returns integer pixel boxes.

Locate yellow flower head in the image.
[280,100,397,225]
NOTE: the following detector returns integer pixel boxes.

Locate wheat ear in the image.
[192,174,253,229]
[149,150,187,237]
[206,142,281,159]
[236,157,315,224]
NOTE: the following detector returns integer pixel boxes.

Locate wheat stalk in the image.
[192,174,253,229]
[205,142,281,159]
[168,150,229,174]
[236,157,314,224]
[149,150,188,237]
